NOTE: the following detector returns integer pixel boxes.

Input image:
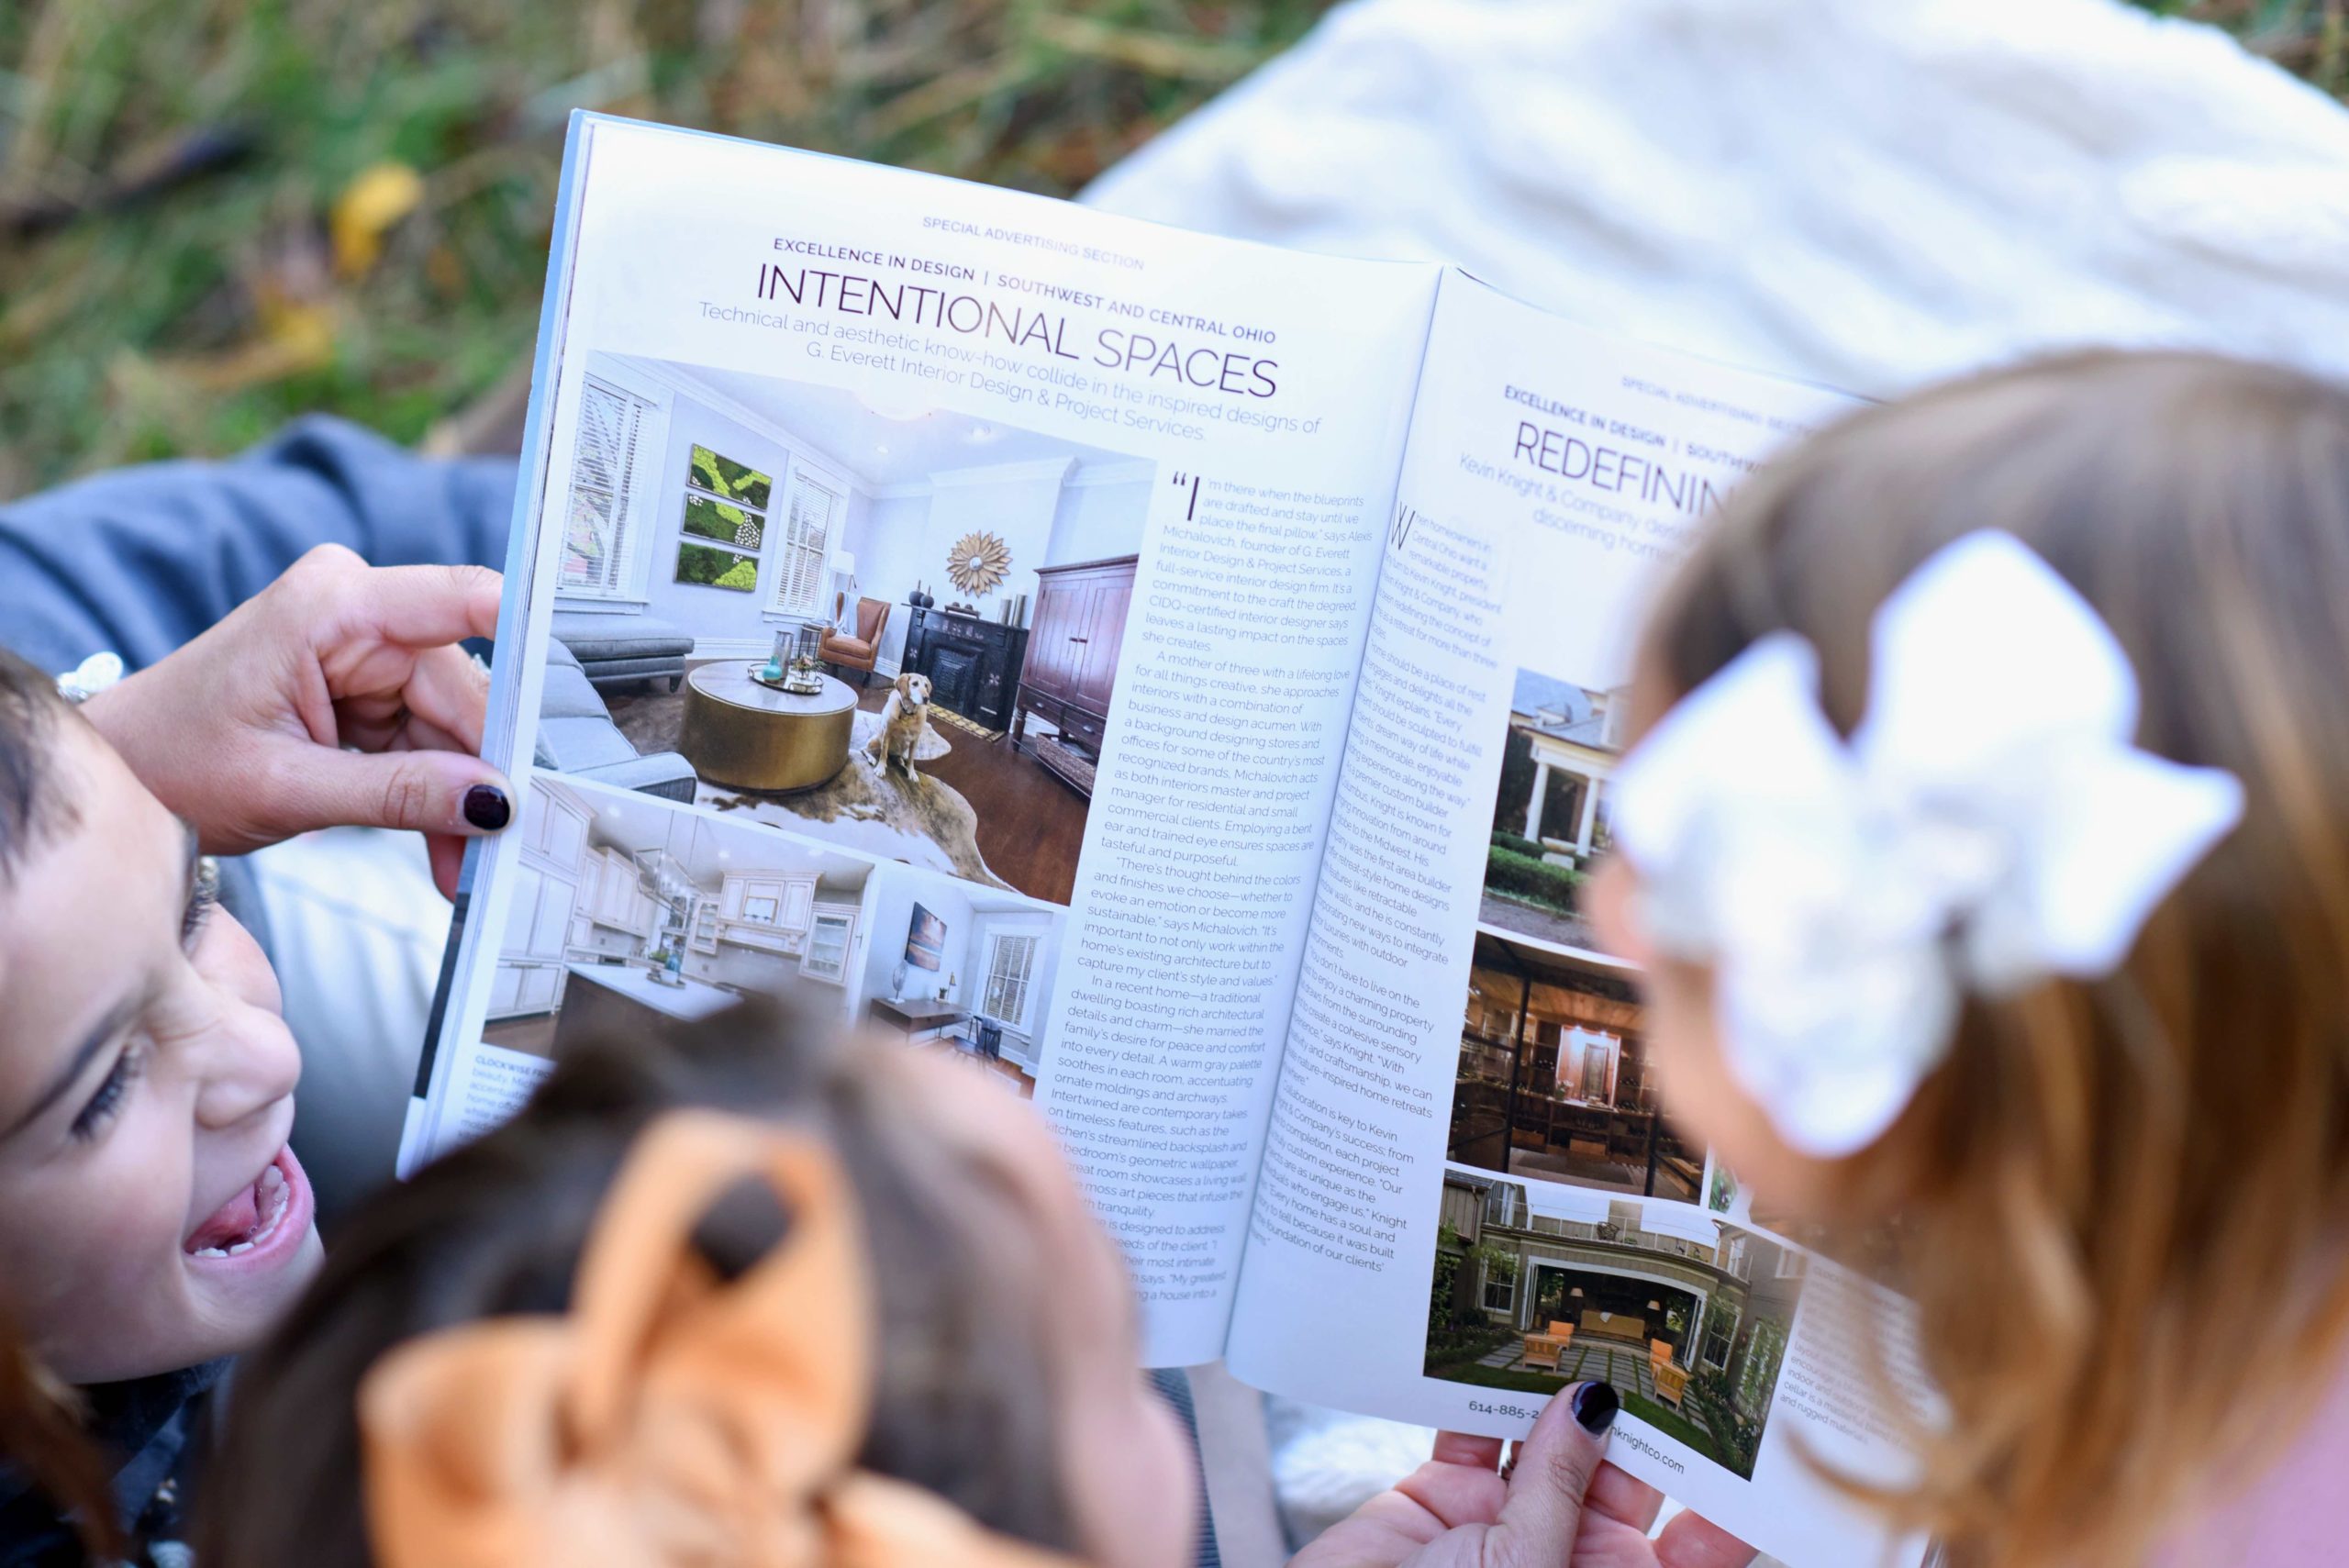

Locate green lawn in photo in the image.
[676,539,757,592]
[689,445,773,509]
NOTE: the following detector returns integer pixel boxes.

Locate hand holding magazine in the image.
[406,113,1930,1568]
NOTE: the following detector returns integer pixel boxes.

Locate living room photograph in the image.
[1424,1169,1803,1481]
[483,773,881,1059]
[537,350,1156,906]
[852,864,1068,1100]
[1447,929,1705,1204]
[1481,667,1629,951]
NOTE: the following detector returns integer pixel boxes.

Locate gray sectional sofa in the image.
[533,638,697,801]
[549,610,695,691]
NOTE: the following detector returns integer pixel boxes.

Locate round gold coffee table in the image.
[679,663,857,792]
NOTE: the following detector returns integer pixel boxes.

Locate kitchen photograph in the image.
[484,773,880,1056]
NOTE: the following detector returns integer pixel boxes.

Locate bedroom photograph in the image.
[537,350,1158,906]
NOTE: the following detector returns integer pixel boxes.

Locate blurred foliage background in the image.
[0,0,2340,500]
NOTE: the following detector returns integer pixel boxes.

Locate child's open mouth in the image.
[184,1147,310,1264]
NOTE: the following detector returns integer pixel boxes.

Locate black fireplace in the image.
[930,646,980,713]
[900,606,1028,731]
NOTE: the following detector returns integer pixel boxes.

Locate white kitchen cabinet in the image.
[718,872,818,953]
[691,899,719,955]
[800,905,857,984]
[488,859,579,1020]
[516,965,563,1014]
[586,847,655,934]
[521,784,591,875]
[489,962,524,1015]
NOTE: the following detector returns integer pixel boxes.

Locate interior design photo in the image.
[853,863,1068,1099]
[483,773,880,1059]
[534,350,1155,906]
[1425,1170,1803,1480]
[1447,930,1704,1203]
[1482,668,1628,951]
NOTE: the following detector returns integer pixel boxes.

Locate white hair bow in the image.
[1608,531,2243,1158]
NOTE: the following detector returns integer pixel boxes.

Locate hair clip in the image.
[1608,531,2243,1157]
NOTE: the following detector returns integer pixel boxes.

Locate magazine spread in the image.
[404,113,1927,1568]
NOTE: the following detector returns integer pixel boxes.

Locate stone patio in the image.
[1475,1338,1718,1440]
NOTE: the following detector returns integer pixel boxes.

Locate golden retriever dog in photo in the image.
[864,671,933,779]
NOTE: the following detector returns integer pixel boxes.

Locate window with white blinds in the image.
[768,468,841,619]
[560,376,657,598]
[980,931,1039,1028]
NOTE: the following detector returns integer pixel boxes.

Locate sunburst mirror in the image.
[946,530,1011,595]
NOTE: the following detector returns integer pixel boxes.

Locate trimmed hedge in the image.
[1485,846,1582,916]
[1489,829,1548,860]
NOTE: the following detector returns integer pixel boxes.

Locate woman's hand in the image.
[82,544,512,897]
[1292,1385,1754,1568]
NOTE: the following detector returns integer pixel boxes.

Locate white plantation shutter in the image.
[981,932,1039,1028]
[561,376,655,597]
[768,467,841,619]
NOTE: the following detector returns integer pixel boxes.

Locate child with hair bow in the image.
[193,995,1200,1568]
[1551,350,2347,1568]
[198,999,1679,1568]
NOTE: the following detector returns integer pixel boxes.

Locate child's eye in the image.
[182,856,220,950]
[71,1044,146,1142]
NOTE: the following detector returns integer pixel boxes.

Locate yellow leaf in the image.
[331,161,427,278]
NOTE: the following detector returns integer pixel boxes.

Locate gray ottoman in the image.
[551,610,694,692]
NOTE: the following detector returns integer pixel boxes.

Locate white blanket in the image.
[1087,0,2349,399]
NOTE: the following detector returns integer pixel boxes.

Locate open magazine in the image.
[404,112,1931,1568]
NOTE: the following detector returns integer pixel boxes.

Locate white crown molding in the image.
[1065,458,1155,489]
[927,455,1076,490]
[596,353,883,490]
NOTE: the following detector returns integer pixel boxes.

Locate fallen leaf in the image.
[331,161,427,278]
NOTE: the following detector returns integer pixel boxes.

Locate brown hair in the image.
[0,1308,121,1562]
[1632,350,2349,1566]
[197,995,1078,1567]
[0,647,107,1556]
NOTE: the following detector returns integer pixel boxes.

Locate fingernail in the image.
[462,784,511,831]
[1572,1381,1619,1435]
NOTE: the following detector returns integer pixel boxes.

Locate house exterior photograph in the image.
[1481,669,1627,951]
[1424,1168,1802,1480]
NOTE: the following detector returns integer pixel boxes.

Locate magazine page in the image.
[1225,272,1932,1568]
[398,113,1442,1366]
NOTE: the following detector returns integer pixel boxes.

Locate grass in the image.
[2131,1,2349,98]
[0,3,2335,501]
[0,0,1341,499]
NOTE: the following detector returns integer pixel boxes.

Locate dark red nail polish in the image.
[462,784,511,831]
[1573,1381,1619,1435]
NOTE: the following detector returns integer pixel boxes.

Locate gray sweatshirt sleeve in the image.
[0,415,518,675]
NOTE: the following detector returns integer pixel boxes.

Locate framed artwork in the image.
[676,444,772,592]
[676,539,758,592]
[906,904,948,971]
[688,444,774,509]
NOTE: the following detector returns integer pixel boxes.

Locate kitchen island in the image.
[556,962,740,1052]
